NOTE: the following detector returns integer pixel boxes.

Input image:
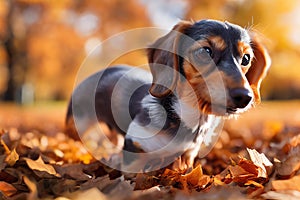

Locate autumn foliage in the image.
[0,0,300,199]
[1,102,300,199]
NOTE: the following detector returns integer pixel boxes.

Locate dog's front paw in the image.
[171,150,198,173]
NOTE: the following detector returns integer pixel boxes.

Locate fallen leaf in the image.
[245,180,264,188]
[81,176,111,191]
[246,148,273,177]
[227,165,256,183]
[183,165,211,191]
[5,148,19,166]
[272,175,300,191]
[134,173,159,190]
[238,159,260,177]
[196,175,211,190]
[160,169,183,189]
[277,147,300,178]
[54,163,90,181]
[282,134,300,153]
[262,190,300,200]
[24,156,59,177]
[23,176,38,200]
[0,181,18,197]
[40,179,78,195]
[0,138,10,155]
[0,155,6,171]
[245,180,265,197]
[184,165,203,186]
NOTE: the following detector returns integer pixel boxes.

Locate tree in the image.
[3,0,28,102]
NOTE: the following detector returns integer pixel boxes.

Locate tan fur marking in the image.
[208,36,227,51]
[238,41,253,57]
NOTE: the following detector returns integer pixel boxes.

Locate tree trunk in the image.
[3,0,28,102]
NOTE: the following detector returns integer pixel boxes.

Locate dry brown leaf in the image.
[197,175,211,190]
[160,168,182,187]
[5,148,19,166]
[134,173,159,190]
[247,186,265,198]
[238,159,259,176]
[246,148,273,177]
[0,138,10,155]
[0,155,6,171]
[184,165,211,190]
[272,175,300,191]
[159,165,211,192]
[228,165,256,183]
[290,135,300,147]
[183,165,203,186]
[282,134,300,153]
[213,175,226,186]
[2,104,300,199]
[245,180,265,197]
[245,180,264,188]
[23,176,38,200]
[42,179,78,195]
[81,176,111,191]
[277,148,300,178]
[54,163,90,181]
[24,156,59,177]
[0,181,18,197]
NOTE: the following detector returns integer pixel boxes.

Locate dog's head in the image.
[147,20,271,116]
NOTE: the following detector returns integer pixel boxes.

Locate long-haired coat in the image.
[66,20,271,173]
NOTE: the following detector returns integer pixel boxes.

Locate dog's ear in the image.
[148,21,193,98]
[246,32,271,103]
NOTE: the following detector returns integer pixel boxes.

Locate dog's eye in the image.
[193,47,213,64]
[203,47,213,57]
[195,47,213,57]
[241,54,251,66]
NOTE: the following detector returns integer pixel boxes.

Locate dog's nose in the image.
[229,88,253,109]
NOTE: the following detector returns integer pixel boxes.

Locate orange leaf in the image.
[5,148,19,166]
[238,159,259,176]
[161,168,182,187]
[0,138,10,155]
[272,175,300,191]
[184,165,203,186]
[228,165,256,183]
[0,181,17,197]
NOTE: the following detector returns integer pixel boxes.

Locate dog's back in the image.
[65,65,152,140]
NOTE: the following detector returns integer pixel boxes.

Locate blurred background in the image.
[0,0,299,104]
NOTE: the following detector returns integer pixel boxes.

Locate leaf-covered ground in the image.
[0,101,300,200]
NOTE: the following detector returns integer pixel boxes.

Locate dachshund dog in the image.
[65,20,271,173]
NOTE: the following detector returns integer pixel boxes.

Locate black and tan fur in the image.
[65,20,271,172]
